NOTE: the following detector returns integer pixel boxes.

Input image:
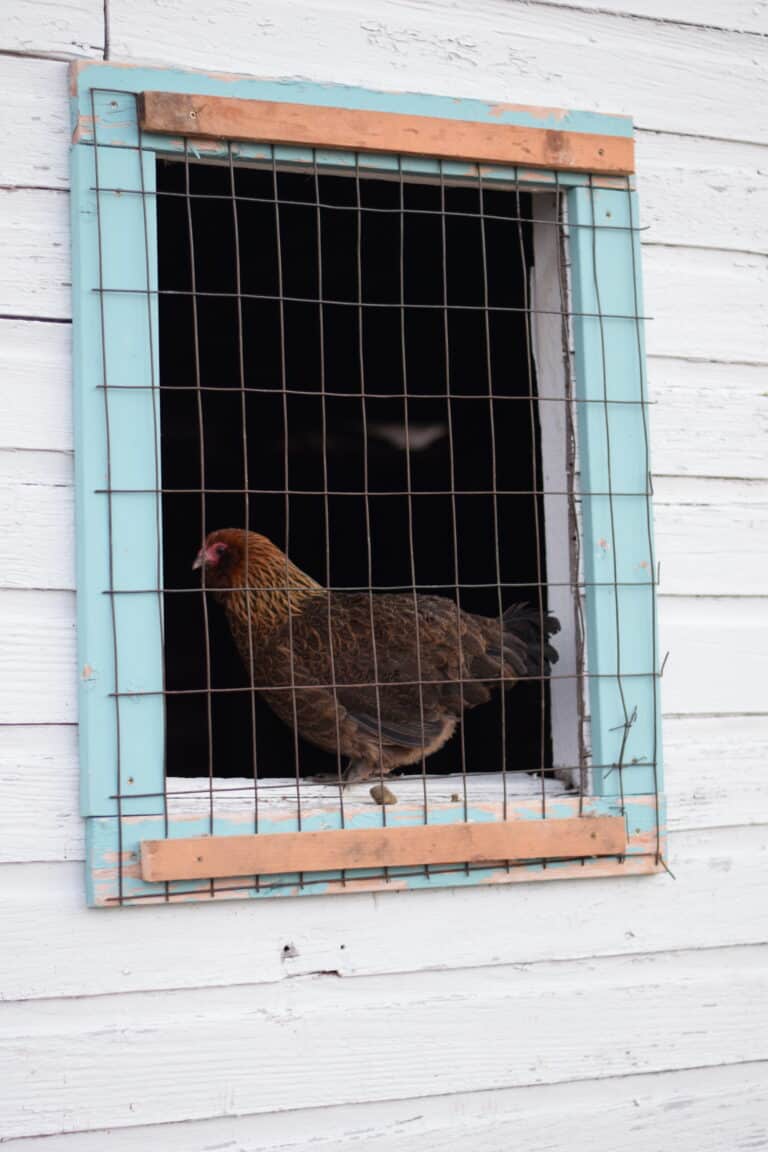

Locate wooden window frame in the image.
[71,61,664,905]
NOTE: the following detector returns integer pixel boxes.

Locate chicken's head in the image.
[192,528,245,588]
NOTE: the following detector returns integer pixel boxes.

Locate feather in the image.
[194,529,560,781]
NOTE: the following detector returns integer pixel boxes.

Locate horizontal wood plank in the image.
[0,591,76,724]
[108,1,768,144]
[140,816,628,881]
[0,188,70,320]
[0,57,71,190]
[636,132,768,255]
[2,944,767,1138]
[0,0,103,58]
[526,0,768,35]
[644,246,768,364]
[653,477,768,596]
[0,449,74,590]
[2,825,765,999]
[0,321,73,453]
[0,727,80,864]
[664,715,768,831]
[649,359,768,480]
[4,1061,766,1151]
[139,90,634,174]
[658,596,768,715]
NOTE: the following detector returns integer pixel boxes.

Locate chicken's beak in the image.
[192,549,205,571]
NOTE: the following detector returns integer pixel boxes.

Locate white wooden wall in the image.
[1,2,767,1147]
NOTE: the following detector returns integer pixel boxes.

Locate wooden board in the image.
[0,449,74,590]
[107,1,768,144]
[0,57,71,190]
[0,0,103,58]
[2,945,767,1138]
[658,597,768,715]
[0,188,70,321]
[636,132,768,255]
[0,321,73,453]
[141,816,627,881]
[644,246,768,365]
[139,90,634,174]
[1,825,764,1000]
[648,360,768,480]
[4,1062,766,1151]
[533,0,768,35]
[654,477,768,596]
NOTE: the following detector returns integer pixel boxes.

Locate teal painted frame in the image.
[70,62,663,906]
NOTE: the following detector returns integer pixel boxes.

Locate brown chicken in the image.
[193,528,559,783]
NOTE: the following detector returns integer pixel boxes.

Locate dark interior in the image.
[157,157,551,779]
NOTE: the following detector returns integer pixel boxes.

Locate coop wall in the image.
[1,2,767,1147]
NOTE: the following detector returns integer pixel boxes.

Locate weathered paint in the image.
[71,60,634,138]
[569,185,662,798]
[137,90,635,173]
[86,795,665,905]
[71,140,164,818]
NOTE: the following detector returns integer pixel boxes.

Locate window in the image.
[72,63,664,905]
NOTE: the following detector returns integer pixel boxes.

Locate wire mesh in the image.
[88,89,661,903]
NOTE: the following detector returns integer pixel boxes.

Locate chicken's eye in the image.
[213,543,227,556]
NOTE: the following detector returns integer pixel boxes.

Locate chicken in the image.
[193,528,559,784]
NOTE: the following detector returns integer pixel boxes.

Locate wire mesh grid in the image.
[86,88,662,902]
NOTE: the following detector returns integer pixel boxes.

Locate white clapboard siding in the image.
[107,0,768,144]
[3,944,767,1139]
[636,132,768,255]
[0,57,71,190]
[0,320,73,453]
[4,1061,766,1152]
[0,726,80,863]
[664,714,768,831]
[2,4,767,1147]
[659,596,768,715]
[643,246,768,364]
[0,450,74,589]
[0,825,765,1000]
[523,0,768,36]
[649,359,768,480]
[0,188,70,320]
[1,0,103,58]
[654,477,768,596]
[0,591,76,724]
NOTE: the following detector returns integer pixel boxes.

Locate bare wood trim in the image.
[141,816,627,882]
[138,92,635,175]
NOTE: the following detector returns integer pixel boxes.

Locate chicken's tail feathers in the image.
[498,602,560,679]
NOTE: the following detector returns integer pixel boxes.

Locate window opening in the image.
[157,157,574,793]
[72,73,664,903]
